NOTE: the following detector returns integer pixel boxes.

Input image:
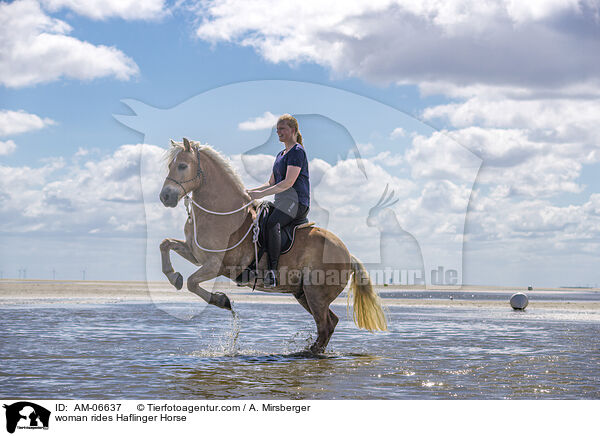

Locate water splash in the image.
[225,307,241,354]
[283,324,315,355]
[193,306,242,357]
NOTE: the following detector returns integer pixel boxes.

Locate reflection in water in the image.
[1,301,598,399]
[177,352,380,399]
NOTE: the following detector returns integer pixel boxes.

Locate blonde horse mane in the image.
[165,140,246,193]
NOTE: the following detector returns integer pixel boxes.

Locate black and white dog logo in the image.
[3,402,50,434]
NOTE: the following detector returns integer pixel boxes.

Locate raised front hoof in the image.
[167,272,184,290]
[210,292,232,311]
[174,273,183,290]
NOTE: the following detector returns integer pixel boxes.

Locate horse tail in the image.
[348,255,388,331]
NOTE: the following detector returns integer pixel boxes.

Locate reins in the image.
[183,193,259,253]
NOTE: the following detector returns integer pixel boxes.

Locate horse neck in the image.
[191,152,250,222]
[188,152,254,266]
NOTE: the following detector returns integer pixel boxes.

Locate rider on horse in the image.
[246,114,310,287]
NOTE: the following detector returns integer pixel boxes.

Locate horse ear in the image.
[183,137,191,151]
[170,139,177,147]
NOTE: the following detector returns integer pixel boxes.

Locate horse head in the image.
[160,137,203,207]
[367,184,399,230]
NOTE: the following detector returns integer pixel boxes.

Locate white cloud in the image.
[445,127,585,197]
[194,0,600,95]
[238,111,279,131]
[423,94,600,198]
[584,194,600,217]
[465,192,600,245]
[4,139,598,286]
[0,144,163,234]
[390,127,405,139]
[418,180,471,215]
[230,153,273,186]
[356,142,374,155]
[0,0,139,88]
[424,97,600,147]
[405,131,481,182]
[504,0,582,23]
[370,151,403,166]
[40,0,168,20]
[74,147,89,157]
[0,110,55,136]
[0,140,17,155]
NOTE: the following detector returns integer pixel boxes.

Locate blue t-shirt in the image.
[272,143,310,207]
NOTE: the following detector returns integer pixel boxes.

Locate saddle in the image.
[235,201,314,285]
[256,201,311,254]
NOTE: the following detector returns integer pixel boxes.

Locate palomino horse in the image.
[159,138,387,353]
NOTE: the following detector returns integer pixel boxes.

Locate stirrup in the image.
[263,270,277,287]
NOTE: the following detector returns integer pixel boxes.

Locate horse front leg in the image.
[187,262,232,311]
[160,238,199,290]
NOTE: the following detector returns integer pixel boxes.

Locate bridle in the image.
[165,147,205,197]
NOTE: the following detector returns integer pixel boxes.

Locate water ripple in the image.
[1,302,598,399]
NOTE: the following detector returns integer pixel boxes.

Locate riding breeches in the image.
[266,198,309,270]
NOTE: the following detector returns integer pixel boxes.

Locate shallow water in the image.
[1,301,599,399]
[378,288,600,302]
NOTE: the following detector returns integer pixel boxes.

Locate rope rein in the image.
[184,194,265,254]
[187,196,254,215]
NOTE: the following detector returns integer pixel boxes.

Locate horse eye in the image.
[178,163,187,171]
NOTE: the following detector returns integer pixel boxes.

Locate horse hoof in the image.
[310,343,324,355]
[167,272,184,290]
[211,292,232,310]
[174,273,183,290]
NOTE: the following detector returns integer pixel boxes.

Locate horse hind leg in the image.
[303,284,340,354]
[295,289,339,353]
[293,289,312,315]
[320,309,338,351]
[309,306,339,354]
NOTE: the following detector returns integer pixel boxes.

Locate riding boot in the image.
[265,222,281,287]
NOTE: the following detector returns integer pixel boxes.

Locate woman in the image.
[246,114,310,287]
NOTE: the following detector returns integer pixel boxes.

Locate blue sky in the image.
[0,7,445,167]
[1,0,599,288]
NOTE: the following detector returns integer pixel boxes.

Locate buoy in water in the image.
[510,293,529,310]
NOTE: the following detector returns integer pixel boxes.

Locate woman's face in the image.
[277,122,296,144]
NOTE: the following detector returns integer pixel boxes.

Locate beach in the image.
[1,279,599,310]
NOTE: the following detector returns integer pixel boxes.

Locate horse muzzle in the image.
[159,186,180,208]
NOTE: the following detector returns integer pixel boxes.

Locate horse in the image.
[159,138,387,353]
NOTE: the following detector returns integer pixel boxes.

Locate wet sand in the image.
[1,279,599,310]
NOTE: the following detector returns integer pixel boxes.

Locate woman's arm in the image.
[247,173,275,193]
[247,166,300,199]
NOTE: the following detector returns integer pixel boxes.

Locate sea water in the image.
[1,299,599,399]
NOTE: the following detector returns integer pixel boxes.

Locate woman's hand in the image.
[246,189,263,200]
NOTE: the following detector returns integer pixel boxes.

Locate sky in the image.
[1,0,599,288]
